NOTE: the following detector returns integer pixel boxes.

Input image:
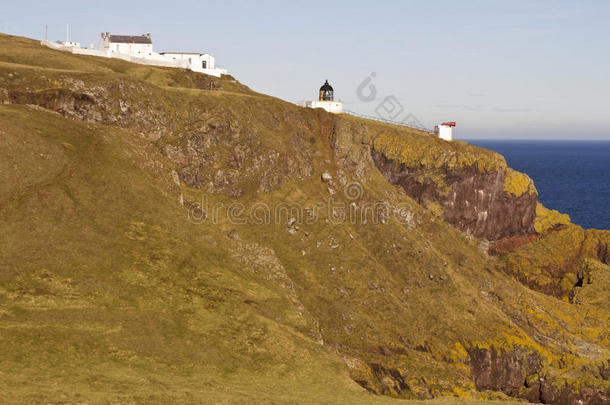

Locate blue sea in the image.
[469,140,610,231]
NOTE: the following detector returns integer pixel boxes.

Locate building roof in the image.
[320,80,333,92]
[109,35,152,44]
[159,52,208,56]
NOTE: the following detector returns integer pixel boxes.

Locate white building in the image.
[435,122,455,141]
[159,52,222,76]
[42,32,227,78]
[100,33,153,56]
[303,80,343,114]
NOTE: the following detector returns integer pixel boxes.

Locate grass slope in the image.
[1,33,609,403]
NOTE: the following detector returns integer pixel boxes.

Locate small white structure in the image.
[58,40,81,48]
[100,33,153,56]
[435,122,455,141]
[41,31,227,78]
[159,52,220,76]
[56,25,81,48]
[303,80,343,114]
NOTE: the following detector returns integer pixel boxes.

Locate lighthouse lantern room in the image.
[319,80,334,101]
[303,80,343,114]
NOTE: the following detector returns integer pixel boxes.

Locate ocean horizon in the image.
[468,139,610,231]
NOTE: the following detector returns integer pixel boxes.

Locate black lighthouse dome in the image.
[319,80,334,101]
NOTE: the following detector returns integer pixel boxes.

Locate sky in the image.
[2,0,609,139]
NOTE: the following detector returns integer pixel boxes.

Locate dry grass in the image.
[1,33,609,403]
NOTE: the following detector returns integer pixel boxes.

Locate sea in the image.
[468,140,610,231]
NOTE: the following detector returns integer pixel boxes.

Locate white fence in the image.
[343,109,434,133]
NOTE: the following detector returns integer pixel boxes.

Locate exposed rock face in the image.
[468,345,610,405]
[345,357,436,400]
[9,88,101,121]
[496,226,610,300]
[468,346,541,398]
[179,69,222,90]
[597,240,610,264]
[167,117,314,196]
[6,80,315,197]
[372,151,537,240]
[600,361,610,381]
[330,120,373,180]
[7,80,168,130]
[352,362,411,397]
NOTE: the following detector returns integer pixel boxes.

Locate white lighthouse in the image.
[435,122,455,141]
[303,80,343,114]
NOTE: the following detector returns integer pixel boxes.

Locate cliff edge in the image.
[1,33,609,404]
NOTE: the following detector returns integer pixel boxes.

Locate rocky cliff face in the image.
[468,345,542,399]
[3,71,322,199]
[328,118,538,241]
[468,345,610,405]
[372,151,537,240]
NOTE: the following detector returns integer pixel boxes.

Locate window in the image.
[202,61,207,69]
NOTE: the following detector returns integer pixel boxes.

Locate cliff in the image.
[1,33,609,404]
[370,131,537,240]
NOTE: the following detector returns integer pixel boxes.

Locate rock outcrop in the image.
[370,132,538,240]
[372,151,537,240]
[468,345,610,405]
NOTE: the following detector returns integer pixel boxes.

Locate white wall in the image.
[106,42,153,57]
[160,53,226,76]
[201,54,215,69]
[438,125,453,141]
[60,41,81,48]
[305,101,343,114]
[162,53,215,69]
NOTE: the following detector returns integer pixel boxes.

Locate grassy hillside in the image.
[1,34,609,404]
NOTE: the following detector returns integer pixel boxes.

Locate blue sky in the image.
[2,0,609,139]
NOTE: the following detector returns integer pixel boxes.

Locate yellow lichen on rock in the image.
[426,201,444,217]
[503,168,537,197]
[372,132,507,172]
[534,203,571,234]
